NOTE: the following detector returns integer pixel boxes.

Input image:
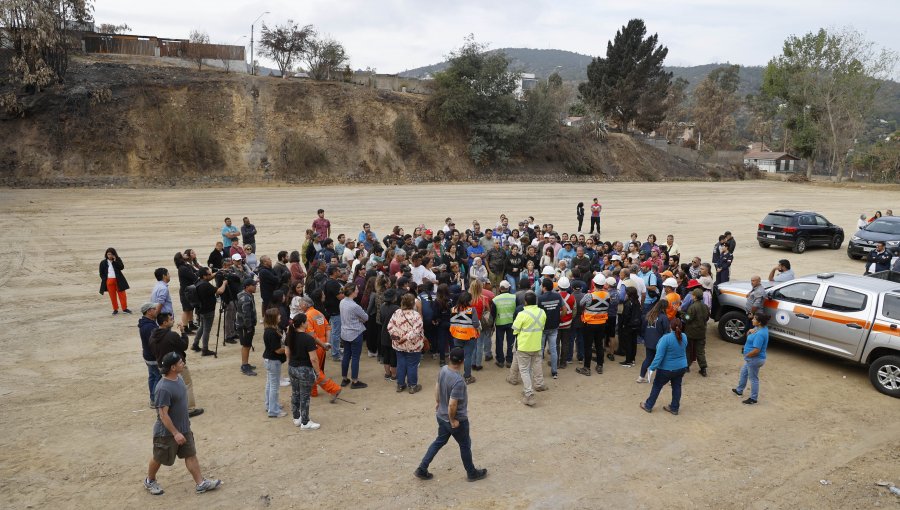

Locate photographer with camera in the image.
[215,255,243,344]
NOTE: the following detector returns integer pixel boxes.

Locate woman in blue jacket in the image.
[733,312,770,405]
[640,317,688,415]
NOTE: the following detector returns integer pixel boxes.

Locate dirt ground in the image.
[1,180,898,510]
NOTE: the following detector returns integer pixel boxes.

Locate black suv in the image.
[757,210,844,254]
[847,216,900,259]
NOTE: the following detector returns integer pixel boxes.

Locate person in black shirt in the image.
[285,314,321,429]
[175,251,199,332]
[323,265,345,361]
[262,308,287,418]
[191,268,225,356]
[207,242,226,270]
[241,217,257,253]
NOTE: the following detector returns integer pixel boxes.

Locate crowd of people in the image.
[121,207,793,493]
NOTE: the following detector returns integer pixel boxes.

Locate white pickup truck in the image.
[713,271,900,398]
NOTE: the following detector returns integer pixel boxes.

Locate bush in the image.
[341,113,357,140]
[787,172,810,182]
[146,105,223,174]
[393,114,417,157]
[279,132,327,175]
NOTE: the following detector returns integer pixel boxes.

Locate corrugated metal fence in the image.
[83,35,245,61]
[83,36,156,56]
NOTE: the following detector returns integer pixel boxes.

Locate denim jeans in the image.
[193,311,215,350]
[494,324,514,364]
[504,274,518,292]
[264,359,283,416]
[329,314,342,358]
[340,335,364,380]
[289,365,316,424]
[396,351,422,387]
[574,328,584,360]
[541,329,559,374]
[736,357,766,400]
[418,417,476,477]
[454,338,476,378]
[146,360,161,402]
[475,328,492,363]
[640,348,657,378]
[644,367,687,411]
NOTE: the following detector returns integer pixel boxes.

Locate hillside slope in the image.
[0,56,716,186]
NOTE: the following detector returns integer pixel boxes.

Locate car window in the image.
[883,294,900,320]
[799,215,814,226]
[763,214,793,227]
[772,282,820,305]
[865,220,900,235]
[815,216,829,227]
[821,286,867,312]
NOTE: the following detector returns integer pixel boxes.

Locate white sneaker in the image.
[292,417,303,426]
[300,420,321,430]
[636,376,649,383]
[280,377,291,387]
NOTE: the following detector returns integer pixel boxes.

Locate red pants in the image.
[106,278,128,311]
[311,346,341,397]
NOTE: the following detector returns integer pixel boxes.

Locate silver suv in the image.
[713,272,900,398]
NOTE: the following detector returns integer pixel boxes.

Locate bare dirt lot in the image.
[1,181,898,509]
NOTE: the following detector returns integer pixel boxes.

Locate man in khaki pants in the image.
[511,291,547,406]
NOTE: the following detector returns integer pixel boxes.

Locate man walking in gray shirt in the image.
[415,347,487,482]
[144,352,221,496]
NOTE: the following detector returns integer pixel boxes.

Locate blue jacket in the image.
[640,314,670,351]
[649,332,688,371]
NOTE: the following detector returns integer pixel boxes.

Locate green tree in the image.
[258,21,315,77]
[518,80,567,155]
[305,36,348,80]
[662,76,689,142]
[692,64,741,149]
[762,28,897,181]
[426,36,519,165]
[578,19,672,132]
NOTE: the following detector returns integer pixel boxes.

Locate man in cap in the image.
[683,281,711,377]
[512,291,548,406]
[638,261,659,313]
[662,277,681,322]
[139,302,161,407]
[768,259,795,282]
[144,352,221,496]
[149,313,203,417]
[490,280,517,368]
[538,277,570,379]
[415,347,488,482]
[236,279,258,376]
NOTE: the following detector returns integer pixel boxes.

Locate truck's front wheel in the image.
[869,355,900,398]
[718,311,749,344]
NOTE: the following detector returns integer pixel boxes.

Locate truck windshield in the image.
[865,220,900,235]
[763,214,792,226]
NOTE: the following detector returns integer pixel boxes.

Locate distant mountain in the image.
[400,47,763,95]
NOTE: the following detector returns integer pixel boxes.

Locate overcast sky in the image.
[95,0,899,73]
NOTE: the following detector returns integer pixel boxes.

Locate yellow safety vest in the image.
[513,305,546,351]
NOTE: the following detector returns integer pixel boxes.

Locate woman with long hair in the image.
[262,308,287,418]
[368,274,389,360]
[284,313,321,429]
[339,283,369,389]
[99,247,131,315]
[640,317,689,415]
[388,293,426,393]
[540,246,555,270]
[288,250,306,288]
[576,201,585,232]
[638,298,670,383]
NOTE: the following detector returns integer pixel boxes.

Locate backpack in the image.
[478,296,494,330]
[184,283,200,309]
[419,292,435,323]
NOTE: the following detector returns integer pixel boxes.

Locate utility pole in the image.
[250,11,269,75]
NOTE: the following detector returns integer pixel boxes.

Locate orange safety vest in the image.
[582,290,610,325]
[449,307,479,340]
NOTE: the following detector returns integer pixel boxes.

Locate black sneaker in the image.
[414,468,433,480]
[188,408,204,417]
[122,308,133,314]
[472,365,483,371]
[241,365,257,376]
[495,361,505,368]
[201,349,215,357]
[606,353,615,361]
[742,398,758,405]
[467,468,488,482]
[112,310,119,316]
[732,388,743,397]
[341,378,351,387]
[699,368,708,377]
[224,337,238,344]
[350,381,368,389]
[191,345,202,352]
[384,373,391,381]
[484,355,493,362]
[595,365,604,374]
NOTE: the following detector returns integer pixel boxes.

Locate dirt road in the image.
[1,181,898,509]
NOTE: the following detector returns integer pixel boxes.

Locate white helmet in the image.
[541,266,556,276]
[663,277,678,288]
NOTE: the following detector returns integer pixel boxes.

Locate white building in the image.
[743,151,801,173]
